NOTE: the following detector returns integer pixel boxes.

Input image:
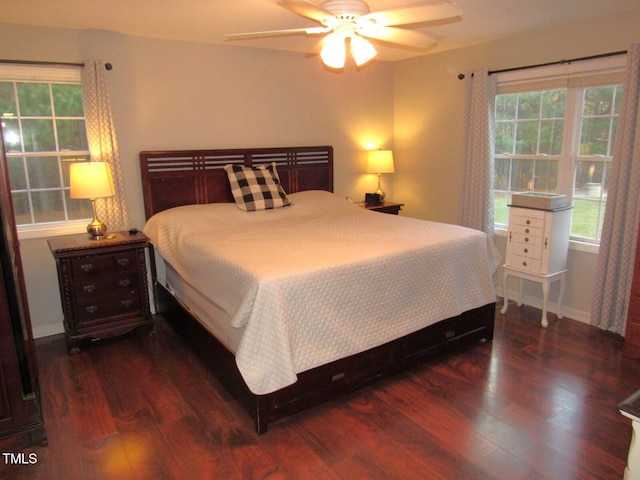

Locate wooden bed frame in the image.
[140,145,496,433]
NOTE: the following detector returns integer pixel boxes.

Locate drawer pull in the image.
[80,263,94,272]
[524,248,528,253]
[526,219,531,225]
[85,305,98,314]
[120,299,133,308]
[117,258,130,267]
[524,237,529,242]
[118,279,131,287]
[83,284,96,293]
[522,261,528,267]
[525,228,530,233]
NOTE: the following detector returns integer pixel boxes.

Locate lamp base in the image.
[375,174,386,201]
[87,220,108,240]
[87,198,109,240]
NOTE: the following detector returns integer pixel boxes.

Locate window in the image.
[493,58,625,245]
[0,65,92,236]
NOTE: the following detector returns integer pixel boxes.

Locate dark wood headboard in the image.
[139,146,333,219]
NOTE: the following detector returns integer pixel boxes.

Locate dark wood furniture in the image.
[48,231,153,354]
[624,221,640,358]
[356,200,404,215]
[0,127,46,449]
[140,145,495,433]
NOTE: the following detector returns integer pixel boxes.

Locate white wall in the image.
[393,8,640,322]
[0,24,395,336]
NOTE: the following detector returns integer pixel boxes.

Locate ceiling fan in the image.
[226,0,462,69]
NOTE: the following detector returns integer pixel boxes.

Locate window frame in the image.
[0,64,91,239]
[493,56,626,253]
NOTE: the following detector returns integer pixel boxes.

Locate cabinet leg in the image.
[541,280,550,328]
[65,336,80,354]
[557,274,566,319]
[500,270,509,314]
[517,278,524,307]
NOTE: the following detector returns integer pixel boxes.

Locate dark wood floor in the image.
[3,302,639,480]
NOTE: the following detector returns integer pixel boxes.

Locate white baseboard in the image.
[33,322,65,339]
[496,287,591,325]
[31,290,591,339]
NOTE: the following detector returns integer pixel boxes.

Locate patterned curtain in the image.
[459,69,497,237]
[591,45,640,335]
[81,60,129,231]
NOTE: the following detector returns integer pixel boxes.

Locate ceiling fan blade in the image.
[226,26,330,39]
[358,26,436,48]
[359,1,461,27]
[276,0,335,24]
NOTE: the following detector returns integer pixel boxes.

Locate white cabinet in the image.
[500,206,572,327]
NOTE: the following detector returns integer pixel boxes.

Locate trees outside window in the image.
[494,84,622,244]
[0,68,92,232]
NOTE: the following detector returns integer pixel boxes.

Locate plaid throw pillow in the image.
[224,162,290,211]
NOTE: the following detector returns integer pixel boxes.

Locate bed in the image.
[140,145,499,433]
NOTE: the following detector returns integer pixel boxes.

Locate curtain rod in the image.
[489,50,627,75]
[0,59,112,70]
[458,50,626,79]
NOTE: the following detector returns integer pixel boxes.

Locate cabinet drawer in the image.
[71,251,137,278]
[507,242,543,261]
[511,208,545,226]
[511,232,544,248]
[509,254,542,272]
[510,222,543,237]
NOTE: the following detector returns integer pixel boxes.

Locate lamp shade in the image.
[367,150,395,174]
[351,35,377,67]
[321,32,346,69]
[70,162,116,200]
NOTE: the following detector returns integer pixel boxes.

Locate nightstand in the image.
[48,230,153,353]
[357,201,404,215]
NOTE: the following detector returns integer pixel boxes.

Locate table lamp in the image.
[367,150,395,201]
[70,162,116,239]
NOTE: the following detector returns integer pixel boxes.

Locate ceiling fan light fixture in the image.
[229,0,462,70]
[320,32,346,69]
[350,34,376,66]
[321,0,370,19]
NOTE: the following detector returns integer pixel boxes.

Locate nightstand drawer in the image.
[71,250,138,278]
[74,271,140,300]
[76,292,142,325]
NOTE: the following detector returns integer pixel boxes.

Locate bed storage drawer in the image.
[264,303,495,421]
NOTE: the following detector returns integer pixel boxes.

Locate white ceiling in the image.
[1,0,638,62]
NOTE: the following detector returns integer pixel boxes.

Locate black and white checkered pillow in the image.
[224,162,290,211]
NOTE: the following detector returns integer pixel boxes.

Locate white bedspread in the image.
[144,190,500,394]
